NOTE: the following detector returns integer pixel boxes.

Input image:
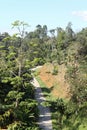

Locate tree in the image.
[12,20,29,77]
[65,22,74,41]
[0,21,39,129]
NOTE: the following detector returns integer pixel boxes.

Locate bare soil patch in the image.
[38,63,70,99]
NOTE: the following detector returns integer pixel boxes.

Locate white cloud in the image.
[72,11,87,21]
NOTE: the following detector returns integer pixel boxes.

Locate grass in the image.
[35,76,56,101]
[33,67,57,100]
[33,66,87,130]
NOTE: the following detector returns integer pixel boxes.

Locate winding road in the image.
[31,66,53,130]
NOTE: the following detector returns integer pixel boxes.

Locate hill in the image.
[38,63,70,99]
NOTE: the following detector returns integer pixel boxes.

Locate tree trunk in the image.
[18,62,22,77]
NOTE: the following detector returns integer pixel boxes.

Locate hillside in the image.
[37,63,70,99]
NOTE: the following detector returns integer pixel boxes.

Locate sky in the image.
[1,0,87,34]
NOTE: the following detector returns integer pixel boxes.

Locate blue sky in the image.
[1,0,87,34]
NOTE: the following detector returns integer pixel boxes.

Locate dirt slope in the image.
[38,63,70,99]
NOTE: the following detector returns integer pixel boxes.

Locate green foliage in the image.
[51,98,87,130]
[7,121,27,130]
[32,58,45,67]
[0,21,39,129]
[52,65,58,75]
[66,64,87,104]
[0,20,87,129]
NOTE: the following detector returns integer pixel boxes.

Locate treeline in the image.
[0,20,87,129]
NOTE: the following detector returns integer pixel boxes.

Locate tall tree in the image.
[12,20,29,77]
[65,22,74,41]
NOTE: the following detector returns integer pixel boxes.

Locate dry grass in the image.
[38,63,70,99]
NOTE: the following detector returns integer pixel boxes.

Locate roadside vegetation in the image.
[0,20,87,129]
[35,64,87,130]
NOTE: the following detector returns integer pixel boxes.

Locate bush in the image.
[7,121,26,130]
[32,58,45,67]
[52,65,58,75]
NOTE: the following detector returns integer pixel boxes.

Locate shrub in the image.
[52,65,58,75]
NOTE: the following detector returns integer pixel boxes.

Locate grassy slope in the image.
[35,63,70,100]
[34,62,87,130]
